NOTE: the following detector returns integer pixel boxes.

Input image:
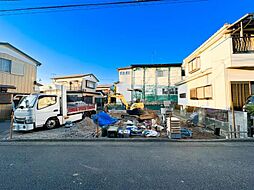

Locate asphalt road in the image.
[0,141,253,190]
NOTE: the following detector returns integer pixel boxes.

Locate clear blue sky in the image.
[0,0,253,84]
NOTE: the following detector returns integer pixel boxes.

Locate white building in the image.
[176,13,254,111]
[117,63,182,104]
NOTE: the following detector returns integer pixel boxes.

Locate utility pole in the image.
[230,82,236,138]
[143,68,146,103]
[168,67,171,102]
[9,110,14,139]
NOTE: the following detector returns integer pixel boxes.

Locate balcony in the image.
[232,36,254,54]
[66,86,82,91]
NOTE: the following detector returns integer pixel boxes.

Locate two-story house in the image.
[52,74,100,104]
[0,42,41,120]
[176,13,254,134]
[117,63,182,105]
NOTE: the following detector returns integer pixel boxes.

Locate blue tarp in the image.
[92,111,118,127]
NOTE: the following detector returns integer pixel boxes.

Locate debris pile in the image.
[11,108,221,140]
[89,111,166,138]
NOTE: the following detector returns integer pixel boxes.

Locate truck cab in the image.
[14,94,61,131]
[13,85,97,131]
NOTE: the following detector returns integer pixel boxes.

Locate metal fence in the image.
[232,36,254,53]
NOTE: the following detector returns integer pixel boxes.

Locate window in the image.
[0,93,12,104]
[38,96,57,110]
[120,71,130,75]
[251,81,254,95]
[86,80,96,89]
[0,58,11,73]
[162,87,178,95]
[11,61,24,75]
[67,95,82,102]
[190,88,197,99]
[190,85,212,100]
[180,93,186,98]
[231,82,249,110]
[188,57,200,74]
[84,96,93,104]
[181,69,185,77]
[157,69,166,77]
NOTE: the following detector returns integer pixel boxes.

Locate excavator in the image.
[106,85,144,116]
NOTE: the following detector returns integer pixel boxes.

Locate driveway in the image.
[0,121,10,139]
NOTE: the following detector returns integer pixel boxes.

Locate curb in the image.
[1,138,254,143]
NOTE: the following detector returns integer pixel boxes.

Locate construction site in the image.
[7,81,220,141]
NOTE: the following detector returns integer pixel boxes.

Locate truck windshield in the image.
[18,95,38,109]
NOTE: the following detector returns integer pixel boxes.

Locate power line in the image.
[0,0,207,16]
[0,0,161,12]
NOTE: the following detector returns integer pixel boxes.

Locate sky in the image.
[0,0,253,84]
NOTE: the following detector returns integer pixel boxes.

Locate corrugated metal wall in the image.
[0,53,36,94]
[0,53,37,120]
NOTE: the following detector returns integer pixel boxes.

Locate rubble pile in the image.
[11,109,221,140]
[89,111,167,138]
[73,117,97,138]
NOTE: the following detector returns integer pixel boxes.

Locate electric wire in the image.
[0,0,208,16]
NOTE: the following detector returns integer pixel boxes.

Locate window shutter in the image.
[197,87,205,99]
[204,85,212,99]
[190,88,197,99]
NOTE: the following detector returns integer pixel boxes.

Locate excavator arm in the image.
[107,94,130,110]
[106,84,144,111]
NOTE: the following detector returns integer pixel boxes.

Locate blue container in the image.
[171,133,181,139]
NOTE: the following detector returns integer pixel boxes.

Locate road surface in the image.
[0,141,253,190]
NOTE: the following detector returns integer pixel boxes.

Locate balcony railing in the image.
[232,36,254,54]
[66,86,82,91]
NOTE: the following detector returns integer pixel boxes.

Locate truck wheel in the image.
[45,118,58,129]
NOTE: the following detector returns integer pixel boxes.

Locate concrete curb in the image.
[1,138,254,143]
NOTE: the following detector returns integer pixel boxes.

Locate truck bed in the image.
[67,103,96,114]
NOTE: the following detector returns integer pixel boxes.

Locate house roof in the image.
[118,63,182,70]
[0,42,42,66]
[67,90,101,95]
[52,73,99,82]
[183,13,254,64]
[117,66,132,71]
[131,63,182,68]
[227,13,254,31]
[96,84,112,88]
[0,84,16,89]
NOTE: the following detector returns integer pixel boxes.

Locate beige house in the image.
[0,42,41,120]
[95,84,114,109]
[177,13,254,112]
[52,74,100,104]
[96,84,113,95]
[117,63,182,104]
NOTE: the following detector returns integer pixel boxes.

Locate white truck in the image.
[13,85,96,131]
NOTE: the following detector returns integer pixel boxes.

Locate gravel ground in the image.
[7,114,222,140]
[10,117,97,140]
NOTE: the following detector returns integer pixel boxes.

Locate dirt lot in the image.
[10,118,97,140]
[7,112,223,140]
